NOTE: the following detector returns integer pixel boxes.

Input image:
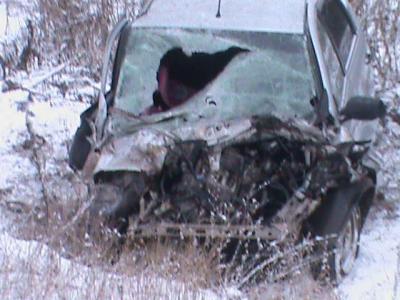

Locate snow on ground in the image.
[0,88,85,213]
[0,90,30,188]
[337,205,400,300]
[0,2,25,43]
[0,232,220,300]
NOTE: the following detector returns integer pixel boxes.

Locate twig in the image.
[50,184,95,240]
[25,104,50,225]
[4,63,68,95]
[80,76,101,91]
[18,85,46,97]
[24,63,68,89]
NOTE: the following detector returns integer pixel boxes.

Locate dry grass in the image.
[1,178,221,298]
[1,0,140,79]
[2,230,336,299]
[4,179,335,299]
[247,275,337,300]
[0,234,218,300]
[35,0,140,77]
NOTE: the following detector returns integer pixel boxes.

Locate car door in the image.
[315,0,376,142]
[316,0,358,109]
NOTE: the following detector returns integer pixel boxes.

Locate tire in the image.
[68,103,97,171]
[312,204,362,284]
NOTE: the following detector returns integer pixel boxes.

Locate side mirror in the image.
[340,96,386,122]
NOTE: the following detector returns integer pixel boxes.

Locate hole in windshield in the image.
[113,29,316,125]
[144,46,248,115]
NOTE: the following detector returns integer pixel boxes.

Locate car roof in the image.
[133,0,307,34]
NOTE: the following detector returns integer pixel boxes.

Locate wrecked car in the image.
[69,0,385,284]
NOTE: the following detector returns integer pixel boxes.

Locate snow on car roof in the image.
[134,0,306,34]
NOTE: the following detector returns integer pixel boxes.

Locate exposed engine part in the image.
[89,132,369,241]
[86,126,372,285]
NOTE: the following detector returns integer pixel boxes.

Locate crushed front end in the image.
[69,22,376,285]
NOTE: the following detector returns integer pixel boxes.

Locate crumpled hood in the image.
[94,118,254,174]
[93,116,324,175]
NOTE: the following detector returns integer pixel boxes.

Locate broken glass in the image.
[112,27,316,132]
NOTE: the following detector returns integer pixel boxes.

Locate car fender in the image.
[306,177,375,236]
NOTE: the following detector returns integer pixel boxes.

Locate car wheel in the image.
[313,204,362,284]
[329,205,362,282]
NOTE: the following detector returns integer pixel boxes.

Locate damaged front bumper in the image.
[86,115,370,244]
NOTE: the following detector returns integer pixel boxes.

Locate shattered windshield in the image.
[113,27,316,128]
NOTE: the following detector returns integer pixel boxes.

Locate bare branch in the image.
[25,103,50,225]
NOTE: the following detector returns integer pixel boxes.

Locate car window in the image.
[112,27,316,131]
[317,18,344,105]
[318,0,355,69]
